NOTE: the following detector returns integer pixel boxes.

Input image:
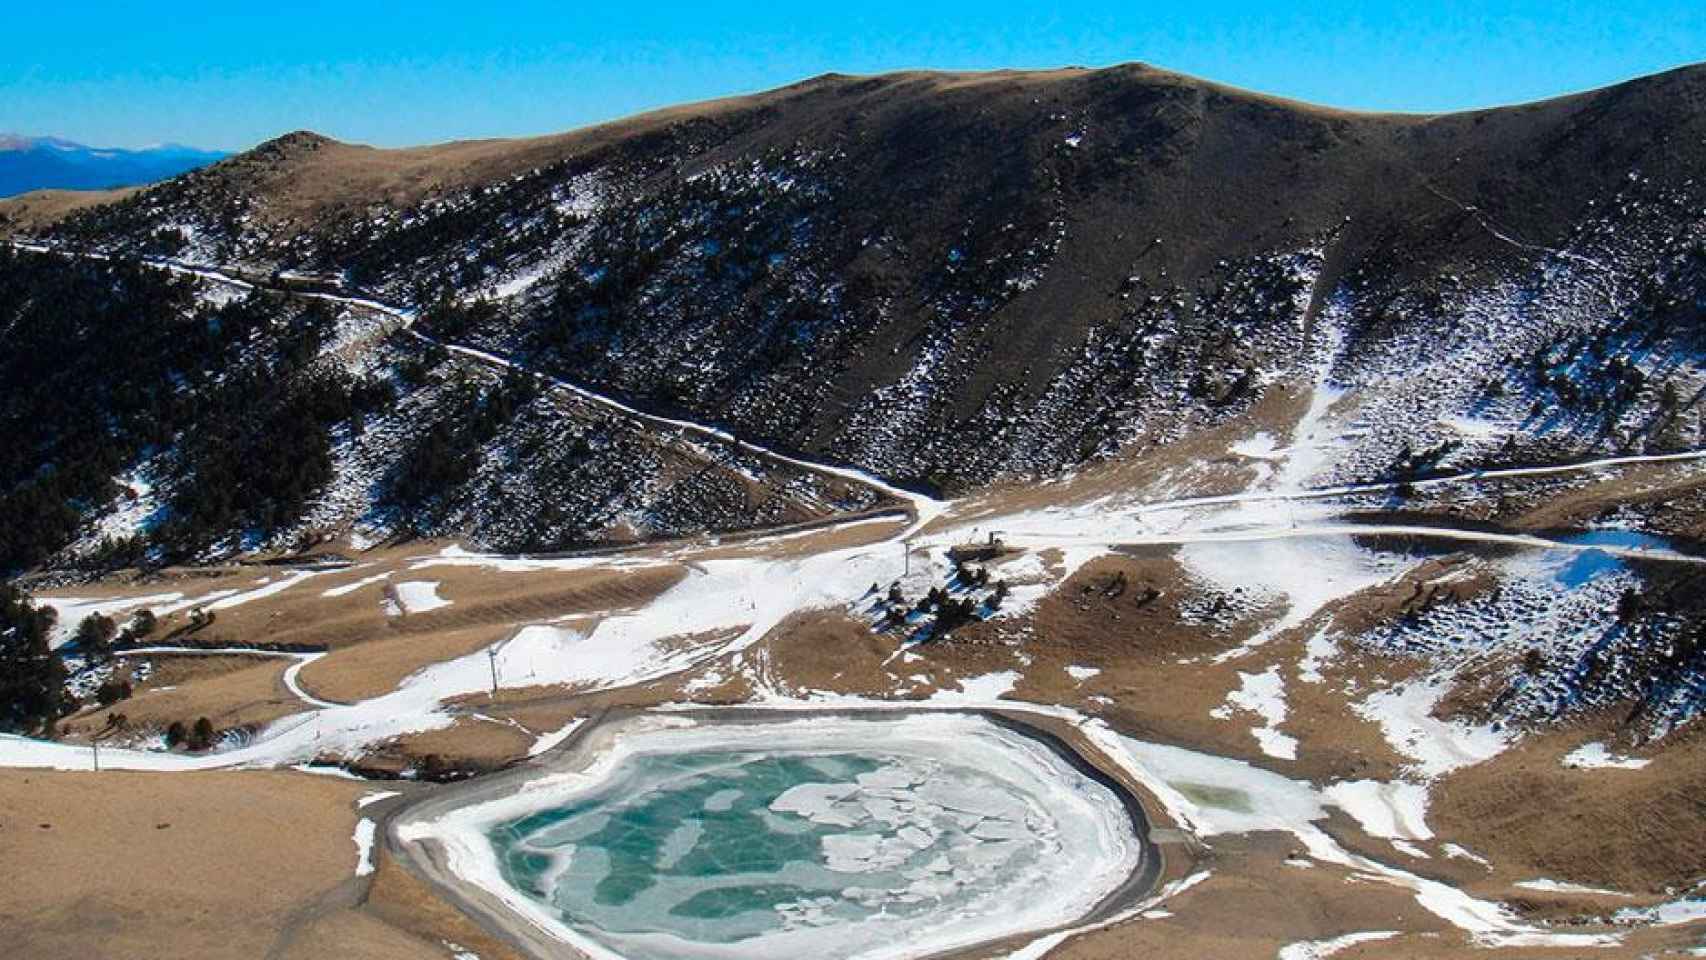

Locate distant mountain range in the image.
[0,135,226,198]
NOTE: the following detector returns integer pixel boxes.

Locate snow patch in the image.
[353,817,377,876]
[388,580,451,615]
[322,572,392,598]
[1213,666,1296,760]
[1277,930,1400,959]
[1562,742,1650,770]
[1324,779,1433,842]
[1514,879,1630,898]
[527,718,585,757]
[1354,677,1510,779]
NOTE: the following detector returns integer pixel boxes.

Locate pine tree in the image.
[192,717,216,750]
[76,613,118,659]
[0,585,69,733]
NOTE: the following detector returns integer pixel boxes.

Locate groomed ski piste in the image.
[8,241,1706,958]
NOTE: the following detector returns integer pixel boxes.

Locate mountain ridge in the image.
[0,134,226,199]
[11,59,1704,223]
[4,59,1706,560]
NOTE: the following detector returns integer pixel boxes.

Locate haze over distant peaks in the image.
[0,134,227,199]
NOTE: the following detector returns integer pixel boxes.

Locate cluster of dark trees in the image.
[0,584,67,733]
[0,250,394,572]
[0,585,167,733]
[1388,439,1462,482]
[69,608,157,661]
[1507,263,1706,446]
[385,368,539,518]
[165,716,218,751]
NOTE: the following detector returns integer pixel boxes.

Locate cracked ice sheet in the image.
[706,698,1613,952]
[396,712,1142,960]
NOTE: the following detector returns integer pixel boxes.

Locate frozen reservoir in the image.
[398,712,1146,960]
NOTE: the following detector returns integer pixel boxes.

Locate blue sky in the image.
[4,1,1703,150]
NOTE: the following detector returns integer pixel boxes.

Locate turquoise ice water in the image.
[487,748,1052,955]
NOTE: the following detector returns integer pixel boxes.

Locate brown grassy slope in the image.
[1433,719,1706,893]
[11,60,1704,260]
[0,769,368,960]
[0,186,139,232]
[63,67,1706,390]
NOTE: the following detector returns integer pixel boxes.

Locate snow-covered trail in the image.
[10,242,1704,776]
[407,333,947,536]
[115,646,342,708]
[1142,448,1706,517]
[6,241,945,535]
[993,521,1706,565]
[1421,184,1623,280]
[15,240,1697,548]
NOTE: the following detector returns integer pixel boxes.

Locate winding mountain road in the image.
[10,239,1704,566]
[9,240,946,533]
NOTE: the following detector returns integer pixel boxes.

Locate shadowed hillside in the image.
[5,62,1706,557]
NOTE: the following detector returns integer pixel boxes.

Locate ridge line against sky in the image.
[3,1,1704,152]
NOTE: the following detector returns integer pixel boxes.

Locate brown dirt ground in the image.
[1507,460,1706,535]
[19,473,1706,958]
[298,621,513,704]
[1433,716,1706,896]
[376,714,536,773]
[273,908,444,960]
[0,768,368,960]
[359,853,528,960]
[0,187,141,233]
